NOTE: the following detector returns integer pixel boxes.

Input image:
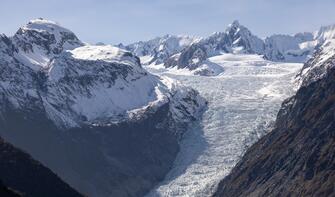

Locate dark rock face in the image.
[0,181,21,197]
[213,62,335,196]
[0,137,83,197]
[165,44,208,70]
[0,99,183,197]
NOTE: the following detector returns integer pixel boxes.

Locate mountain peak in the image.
[230,20,240,27]
[21,18,72,35]
[17,18,82,47]
[225,20,246,34]
[15,18,83,48]
[12,18,83,70]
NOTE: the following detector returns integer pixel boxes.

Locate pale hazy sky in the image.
[1,0,335,44]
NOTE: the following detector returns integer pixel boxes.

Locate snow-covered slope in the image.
[125,34,198,65]
[294,24,335,87]
[315,24,335,42]
[0,19,206,197]
[46,45,167,128]
[297,39,335,87]
[264,24,335,63]
[264,33,314,62]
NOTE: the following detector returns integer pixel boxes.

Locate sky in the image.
[1,0,335,44]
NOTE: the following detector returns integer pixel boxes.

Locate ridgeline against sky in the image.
[1,0,335,45]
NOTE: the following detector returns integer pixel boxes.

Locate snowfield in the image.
[145,54,303,197]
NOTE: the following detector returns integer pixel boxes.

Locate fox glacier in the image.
[1,15,335,197]
[128,20,335,196]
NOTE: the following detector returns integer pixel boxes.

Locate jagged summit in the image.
[315,23,335,41]
[162,20,265,72]
[227,20,244,29]
[225,20,265,54]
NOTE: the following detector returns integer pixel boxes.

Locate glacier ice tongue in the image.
[145,54,303,197]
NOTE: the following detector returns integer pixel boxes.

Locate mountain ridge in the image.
[0,19,206,197]
[124,20,335,75]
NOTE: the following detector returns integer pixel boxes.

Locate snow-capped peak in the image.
[208,20,265,54]
[22,18,72,34]
[12,18,84,70]
[162,20,265,71]
[15,18,83,51]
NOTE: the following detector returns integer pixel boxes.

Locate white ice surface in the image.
[145,54,302,197]
[70,45,139,66]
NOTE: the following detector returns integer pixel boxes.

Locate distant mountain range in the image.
[123,20,335,76]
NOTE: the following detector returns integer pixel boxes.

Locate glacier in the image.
[145,54,303,197]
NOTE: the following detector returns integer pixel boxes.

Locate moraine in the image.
[145,54,302,197]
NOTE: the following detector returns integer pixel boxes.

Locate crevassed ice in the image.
[145,54,302,197]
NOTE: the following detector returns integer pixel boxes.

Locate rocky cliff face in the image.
[213,38,335,197]
[0,19,206,197]
[0,137,83,197]
[0,181,21,197]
